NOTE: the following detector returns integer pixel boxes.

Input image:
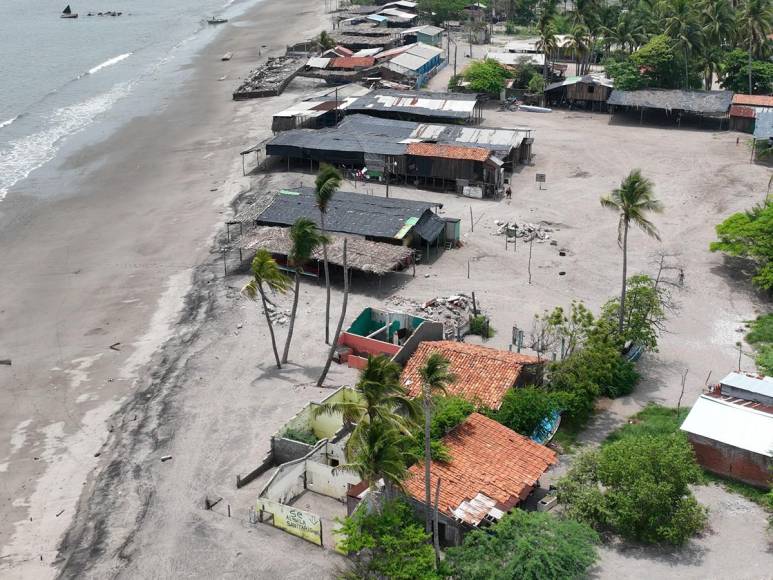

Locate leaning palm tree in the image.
[313,354,420,448]
[241,249,291,369]
[418,353,456,536]
[600,170,664,336]
[315,163,342,345]
[739,0,773,94]
[282,218,327,364]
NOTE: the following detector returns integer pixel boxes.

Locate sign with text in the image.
[535,173,546,183]
[258,498,323,546]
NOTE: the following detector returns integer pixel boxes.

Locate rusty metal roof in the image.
[406,142,490,161]
[732,94,773,108]
[330,56,376,69]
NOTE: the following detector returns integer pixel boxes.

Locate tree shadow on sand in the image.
[709,255,771,304]
[589,535,707,578]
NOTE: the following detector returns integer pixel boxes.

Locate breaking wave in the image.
[88,52,133,75]
[0,83,132,201]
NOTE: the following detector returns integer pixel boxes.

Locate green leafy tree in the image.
[528,72,546,93]
[282,218,327,363]
[338,499,440,580]
[710,198,773,290]
[719,49,773,93]
[445,510,600,580]
[417,353,455,538]
[600,170,663,336]
[412,395,474,462]
[241,249,291,369]
[604,56,646,90]
[462,59,511,94]
[746,313,773,374]
[559,433,708,545]
[630,34,691,89]
[314,163,342,346]
[318,30,336,50]
[601,274,669,351]
[493,386,561,436]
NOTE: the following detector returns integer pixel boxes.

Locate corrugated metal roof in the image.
[367,14,388,21]
[545,74,613,92]
[378,7,416,18]
[680,395,773,457]
[607,89,733,114]
[256,187,440,239]
[733,94,773,107]
[407,142,490,161]
[418,25,444,36]
[353,48,382,57]
[306,57,331,69]
[387,52,427,72]
[754,108,773,139]
[730,104,756,119]
[486,51,545,66]
[345,89,478,120]
[720,372,773,398]
[407,43,443,59]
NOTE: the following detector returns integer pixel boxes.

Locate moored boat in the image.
[61,5,78,18]
[207,17,228,24]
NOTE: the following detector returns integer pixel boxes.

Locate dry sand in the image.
[0,0,331,577]
[2,23,772,580]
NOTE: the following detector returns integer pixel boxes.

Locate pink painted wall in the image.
[339,332,400,358]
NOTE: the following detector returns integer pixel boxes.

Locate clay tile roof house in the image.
[403,412,557,545]
[400,341,543,409]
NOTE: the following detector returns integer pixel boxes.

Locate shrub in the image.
[445,510,599,580]
[527,73,545,94]
[558,433,708,545]
[746,314,773,375]
[282,427,318,445]
[493,387,560,436]
[601,274,670,352]
[412,395,474,462]
[462,59,511,94]
[469,315,495,338]
[505,21,519,35]
[337,500,440,580]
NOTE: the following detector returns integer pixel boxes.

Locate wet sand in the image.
[0,0,328,576]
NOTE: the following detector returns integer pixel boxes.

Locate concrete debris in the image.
[161,455,173,462]
[386,293,481,338]
[233,56,305,99]
[263,301,289,326]
[493,220,553,242]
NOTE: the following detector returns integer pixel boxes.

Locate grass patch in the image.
[703,472,773,512]
[552,422,581,452]
[469,315,495,338]
[604,404,690,446]
[604,404,773,513]
[282,427,319,445]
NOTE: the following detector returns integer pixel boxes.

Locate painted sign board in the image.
[535,173,546,183]
[257,498,323,546]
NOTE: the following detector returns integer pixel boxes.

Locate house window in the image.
[587,85,595,93]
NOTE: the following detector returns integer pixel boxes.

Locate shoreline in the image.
[0,0,328,575]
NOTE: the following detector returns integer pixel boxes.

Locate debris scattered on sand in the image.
[0,359,11,366]
[161,455,173,462]
[264,302,289,326]
[55,509,64,517]
[386,293,482,338]
[109,342,121,351]
[493,220,553,242]
[233,56,305,99]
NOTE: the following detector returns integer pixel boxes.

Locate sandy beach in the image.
[1,7,771,579]
[0,0,330,576]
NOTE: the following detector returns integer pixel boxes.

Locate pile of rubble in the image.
[386,293,481,338]
[264,301,289,326]
[233,56,305,99]
[494,220,553,242]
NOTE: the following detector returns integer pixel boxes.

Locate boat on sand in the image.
[207,17,228,24]
[61,5,78,18]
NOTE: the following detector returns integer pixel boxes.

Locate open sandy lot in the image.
[3,21,771,579]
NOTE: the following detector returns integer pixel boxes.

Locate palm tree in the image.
[317,238,349,387]
[313,354,420,448]
[282,218,327,364]
[739,0,773,94]
[700,0,735,89]
[567,24,590,75]
[600,170,663,336]
[418,353,455,536]
[664,0,703,89]
[536,20,558,89]
[338,418,410,503]
[241,249,291,369]
[315,163,342,345]
[605,10,646,53]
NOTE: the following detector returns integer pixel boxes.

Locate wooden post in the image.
[467,258,470,279]
[433,477,442,566]
[223,250,227,276]
[528,237,533,284]
[469,205,473,232]
[471,291,478,316]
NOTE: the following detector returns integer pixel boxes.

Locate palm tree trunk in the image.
[423,391,432,535]
[282,272,301,364]
[748,38,753,94]
[619,220,629,336]
[321,213,331,345]
[317,239,348,387]
[258,283,282,369]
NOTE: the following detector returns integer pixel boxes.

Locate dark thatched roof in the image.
[240,226,414,275]
[608,89,733,115]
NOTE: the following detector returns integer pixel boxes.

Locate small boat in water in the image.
[207,17,228,24]
[61,5,78,18]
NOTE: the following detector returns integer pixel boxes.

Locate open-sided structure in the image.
[265,115,534,196]
[608,89,733,126]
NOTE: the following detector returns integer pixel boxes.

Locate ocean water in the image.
[0,0,248,200]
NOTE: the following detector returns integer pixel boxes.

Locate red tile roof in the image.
[330,56,376,69]
[406,142,491,162]
[730,104,756,119]
[335,46,354,57]
[400,341,541,409]
[403,413,557,520]
[732,94,773,108]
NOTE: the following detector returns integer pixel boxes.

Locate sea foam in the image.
[88,52,133,75]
